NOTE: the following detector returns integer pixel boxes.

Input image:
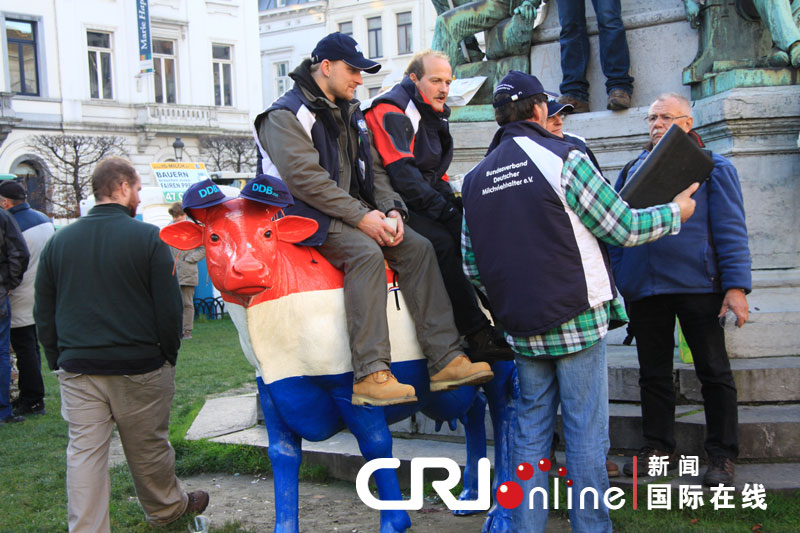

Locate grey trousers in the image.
[317,224,463,381]
[58,363,188,532]
[180,286,195,333]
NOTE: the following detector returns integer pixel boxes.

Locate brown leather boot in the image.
[184,490,209,515]
[558,94,589,113]
[430,355,494,392]
[606,89,631,111]
[352,370,417,406]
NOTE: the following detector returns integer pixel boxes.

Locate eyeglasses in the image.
[646,114,688,125]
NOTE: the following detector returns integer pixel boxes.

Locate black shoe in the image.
[12,400,46,416]
[622,446,677,477]
[465,326,514,363]
[703,456,735,486]
[1,414,25,424]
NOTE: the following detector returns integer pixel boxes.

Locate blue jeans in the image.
[556,0,634,101]
[0,297,11,419]
[511,338,612,533]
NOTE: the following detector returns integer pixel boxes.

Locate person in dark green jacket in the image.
[34,157,208,532]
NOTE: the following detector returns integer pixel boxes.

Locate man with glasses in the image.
[609,93,751,486]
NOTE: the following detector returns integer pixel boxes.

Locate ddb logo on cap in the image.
[182,178,234,213]
[239,174,294,208]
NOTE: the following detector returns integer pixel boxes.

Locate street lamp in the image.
[172,137,185,162]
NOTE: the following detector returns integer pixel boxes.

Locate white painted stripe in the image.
[233,287,425,385]
[513,136,613,306]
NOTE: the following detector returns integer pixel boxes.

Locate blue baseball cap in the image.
[311,32,381,74]
[239,174,294,208]
[493,70,556,108]
[547,99,574,117]
[181,179,234,213]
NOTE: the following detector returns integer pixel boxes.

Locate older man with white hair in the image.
[610,93,751,487]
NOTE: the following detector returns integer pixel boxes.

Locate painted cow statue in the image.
[161,197,516,532]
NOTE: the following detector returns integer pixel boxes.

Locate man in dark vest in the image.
[461,71,699,531]
[364,50,512,362]
[253,33,492,407]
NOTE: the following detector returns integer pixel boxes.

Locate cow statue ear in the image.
[160,220,204,250]
[275,215,318,243]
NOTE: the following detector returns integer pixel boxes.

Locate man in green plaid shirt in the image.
[460,70,699,532]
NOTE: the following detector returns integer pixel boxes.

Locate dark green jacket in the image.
[35,203,182,371]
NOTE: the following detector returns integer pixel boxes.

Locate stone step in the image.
[186,394,800,493]
[607,344,800,403]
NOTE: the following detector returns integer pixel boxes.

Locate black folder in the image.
[619,124,714,209]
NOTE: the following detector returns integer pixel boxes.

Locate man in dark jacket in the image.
[0,202,29,425]
[0,180,54,417]
[253,33,492,407]
[365,50,511,362]
[35,157,208,531]
[461,71,698,531]
[609,93,751,486]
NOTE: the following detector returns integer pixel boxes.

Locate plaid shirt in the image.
[462,149,681,358]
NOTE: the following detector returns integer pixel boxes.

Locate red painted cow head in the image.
[160,198,318,305]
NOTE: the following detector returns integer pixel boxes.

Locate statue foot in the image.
[482,503,514,533]
[453,487,484,516]
[380,510,412,533]
[789,42,800,68]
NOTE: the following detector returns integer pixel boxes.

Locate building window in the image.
[368,87,380,98]
[5,19,39,96]
[367,17,382,59]
[338,21,352,36]
[153,39,176,104]
[212,44,233,106]
[87,31,113,100]
[275,61,290,97]
[397,12,412,55]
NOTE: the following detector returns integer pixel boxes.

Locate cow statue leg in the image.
[257,378,303,533]
[336,398,413,533]
[454,390,488,515]
[481,360,517,533]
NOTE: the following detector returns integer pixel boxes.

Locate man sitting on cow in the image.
[254,32,494,407]
[364,50,513,363]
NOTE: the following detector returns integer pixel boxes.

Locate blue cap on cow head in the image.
[240,174,294,208]
[181,179,233,216]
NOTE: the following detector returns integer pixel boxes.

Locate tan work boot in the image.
[430,355,494,392]
[352,370,417,406]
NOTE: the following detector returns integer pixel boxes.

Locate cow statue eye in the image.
[210,234,220,242]
[264,230,272,238]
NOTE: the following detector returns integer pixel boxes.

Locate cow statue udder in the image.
[161,198,516,533]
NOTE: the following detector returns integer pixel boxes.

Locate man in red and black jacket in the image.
[365,50,511,361]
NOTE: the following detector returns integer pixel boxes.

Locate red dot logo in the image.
[496,481,524,509]
[516,462,534,481]
[537,458,551,472]
[557,466,567,477]
[566,479,574,487]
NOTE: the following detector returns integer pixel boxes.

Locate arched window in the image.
[10,157,47,213]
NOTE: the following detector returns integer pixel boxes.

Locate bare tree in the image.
[28,134,127,217]
[198,135,257,173]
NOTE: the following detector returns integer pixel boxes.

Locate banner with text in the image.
[136,0,153,73]
[151,162,210,203]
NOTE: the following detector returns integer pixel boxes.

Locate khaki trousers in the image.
[58,364,187,532]
[180,286,195,333]
[317,224,463,381]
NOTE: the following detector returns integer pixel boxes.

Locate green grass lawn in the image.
[1,316,798,532]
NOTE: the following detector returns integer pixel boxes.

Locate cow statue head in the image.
[160,177,318,306]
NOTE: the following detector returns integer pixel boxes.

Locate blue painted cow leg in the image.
[454,390,488,516]
[481,361,516,533]
[258,378,302,533]
[336,399,412,533]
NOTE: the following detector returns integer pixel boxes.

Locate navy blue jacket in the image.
[463,121,617,336]
[609,150,751,301]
